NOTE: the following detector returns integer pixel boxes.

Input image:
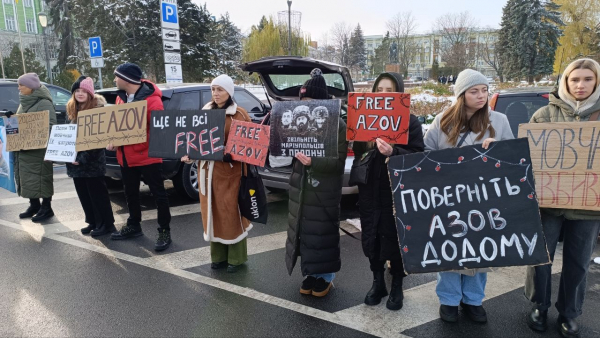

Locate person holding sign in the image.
[107,63,173,251]
[351,72,424,310]
[181,74,253,273]
[285,68,348,297]
[524,58,600,337]
[65,77,116,237]
[14,73,57,222]
[424,69,514,323]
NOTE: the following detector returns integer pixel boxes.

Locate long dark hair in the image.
[439,94,495,146]
[210,97,234,110]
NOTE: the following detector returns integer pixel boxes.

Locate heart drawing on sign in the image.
[249,189,256,197]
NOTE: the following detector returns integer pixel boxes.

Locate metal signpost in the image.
[160,0,183,84]
[88,37,104,89]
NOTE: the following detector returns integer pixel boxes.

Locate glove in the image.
[222,153,233,163]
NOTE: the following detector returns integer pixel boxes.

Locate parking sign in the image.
[88,37,103,58]
[161,0,179,30]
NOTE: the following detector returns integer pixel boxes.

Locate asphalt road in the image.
[0,166,599,337]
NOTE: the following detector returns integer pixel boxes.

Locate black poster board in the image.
[149,109,226,160]
[269,99,340,158]
[387,138,550,274]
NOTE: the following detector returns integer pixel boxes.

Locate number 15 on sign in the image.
[165,64,183,84]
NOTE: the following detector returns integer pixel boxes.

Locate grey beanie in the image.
[17,73,41,90]
[453,69,488,97]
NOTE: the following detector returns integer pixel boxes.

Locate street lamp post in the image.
[287,1,292,56]
[37,12,53,85]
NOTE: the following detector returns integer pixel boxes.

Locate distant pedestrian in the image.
[424,69,514,324]
[286,68,348,297]
[448,74,454,84]
[524,58,600,338]
[352,72,424,310]
[107,63,172,251]
[14,73,57,222]
[181,74,253,273]
[66,76,115,237]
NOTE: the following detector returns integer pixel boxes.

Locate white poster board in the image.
[45,124,78,162]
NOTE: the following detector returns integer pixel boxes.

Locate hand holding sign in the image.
[295,152,312,166]
[347,92,411,143]
[376,138,393,156]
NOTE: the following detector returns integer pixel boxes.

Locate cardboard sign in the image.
[519,122,600,211]
[388,138,550,274]
[75,101,147,151]
[225,120,270,167]
[5,111,49,151]
[148,109,226,160]
[269,99,340,158]
[45,124,78,163]
[346,92,411,144]
[0,118,16,193]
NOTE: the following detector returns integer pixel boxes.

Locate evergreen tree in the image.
[3,44,46,79]
[46,0,87,71]
[179,2,214,81]
[348,24,367,79]
[209,13,244,79]
[370,32,391,76]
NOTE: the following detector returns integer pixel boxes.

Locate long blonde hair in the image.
[559,58,600,100]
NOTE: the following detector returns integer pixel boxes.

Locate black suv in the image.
[96,83,270,200]
[490,86,553,137]
[0,80,71,124]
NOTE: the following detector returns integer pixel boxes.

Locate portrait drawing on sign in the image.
[281,109,295,130]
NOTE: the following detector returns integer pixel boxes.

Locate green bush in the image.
[421,82,454,96]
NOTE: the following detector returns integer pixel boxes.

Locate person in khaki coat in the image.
[182,74,252,273]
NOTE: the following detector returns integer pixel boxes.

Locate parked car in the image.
[0,79,71,124]
[239,56,359,195]
[489,86,553,137]
[96,83,270,200]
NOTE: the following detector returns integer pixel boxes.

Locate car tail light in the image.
[489,93,499,110]
[541,94,549,99]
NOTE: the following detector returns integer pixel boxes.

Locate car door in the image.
[234,89,267,123]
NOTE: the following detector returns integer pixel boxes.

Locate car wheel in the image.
[173,162,200,201]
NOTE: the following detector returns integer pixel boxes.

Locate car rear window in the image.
[0,85,20,110]
[495,96,549,137]
[268,73,345,91]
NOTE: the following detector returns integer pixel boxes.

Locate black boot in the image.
[19,199,40,219]
[386,275,404,310]
[91,223,117,237]
[154,228,172,251]
[557,315,580,338]
[527,308,548,332]
[32,198,54,222]
[111,224,143,240]
[364,270,388,306]
[81,223,96,235]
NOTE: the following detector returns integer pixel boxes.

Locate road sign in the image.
[162,28,180,42]
[165,64,183,84]
[91,58,104,68]
[160,0,179,30]
[164,52,182,65]
[163,41,181,53]
[88,37,103,58]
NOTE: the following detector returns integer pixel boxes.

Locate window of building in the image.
[3,0,12,4]
[5,15,16,31]
[50,48,58,59]
[24,0,32,7]
[25,18,35,33]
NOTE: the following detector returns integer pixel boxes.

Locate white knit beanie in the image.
[453,69,489,97]
[211,74,235,98]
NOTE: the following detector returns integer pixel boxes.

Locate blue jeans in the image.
[436,272,487,306]
[310,273,335,283]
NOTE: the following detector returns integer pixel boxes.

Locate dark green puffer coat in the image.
[14,85,56,198]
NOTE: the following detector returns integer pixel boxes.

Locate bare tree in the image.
[330,22,352,66]
[434,11,479,73]
[386,12,419,77]
[478,34,504,82]
[312,33,336,63]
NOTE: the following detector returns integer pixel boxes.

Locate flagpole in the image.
[13,0,26,74]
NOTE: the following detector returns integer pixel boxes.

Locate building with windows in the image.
[0,0,58,79]
[364,29,499,80]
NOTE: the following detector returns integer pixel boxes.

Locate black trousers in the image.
[120,163,171,230]
[73,177,114,228]
[525,211,600,318]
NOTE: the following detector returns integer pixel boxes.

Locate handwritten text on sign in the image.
[225,120,270,167]
[148,109,226,161]
[388,138,549,274]
[519,122,600,211]
[346,92,411,144]
[6,110,49,151]
[45,124,78,162]
[75,101,147,151]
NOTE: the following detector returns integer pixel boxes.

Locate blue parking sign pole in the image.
[88,37,103,58]
[160,0,182,83]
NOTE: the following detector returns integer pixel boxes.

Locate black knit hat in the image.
[299,68,329,100]
[114,62,143,85]
[71,75,87,94]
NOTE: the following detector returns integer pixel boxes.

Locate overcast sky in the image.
[197,0,509,41]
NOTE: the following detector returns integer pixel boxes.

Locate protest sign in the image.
[269,99,340,158]
[519,122,600,211]
[0,118,16,193]
[5,111,49,151]
[75,101,147,151]
[225,120,270,167]
[346,92,411,144]
[388,138,549,274]
[148,109,226,160]
[45,124,78,162]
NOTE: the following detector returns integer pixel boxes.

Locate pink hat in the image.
[79,77,95,97]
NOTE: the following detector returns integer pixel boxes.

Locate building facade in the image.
[0,0,58,79]
[365,29,499,80]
